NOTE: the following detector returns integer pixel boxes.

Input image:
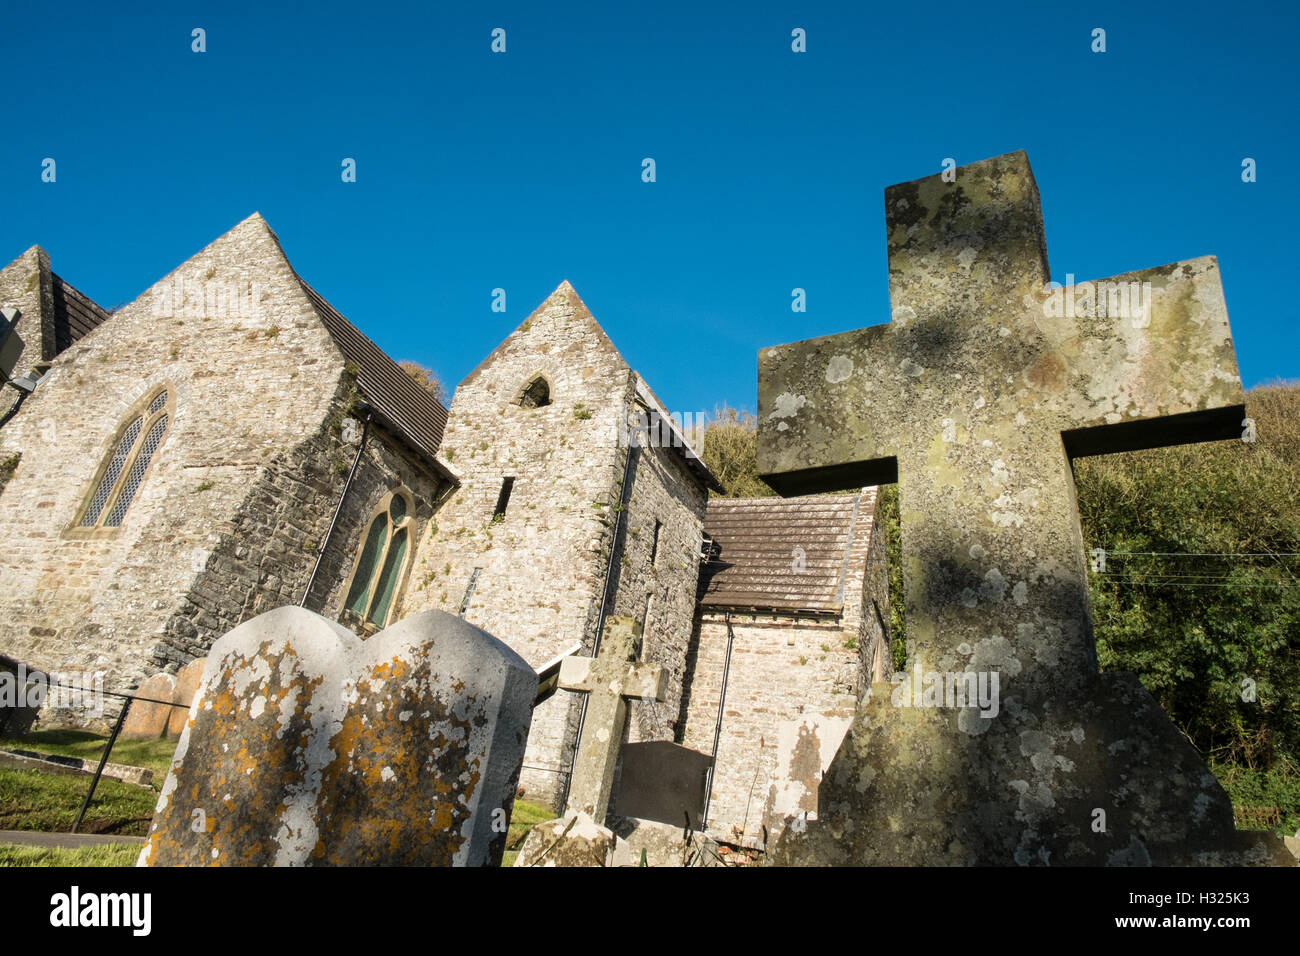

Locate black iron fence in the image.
[0,675,191,834]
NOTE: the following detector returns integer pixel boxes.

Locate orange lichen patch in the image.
[370,658,410,682]
[208,687,240,717]
[144,607,533,867]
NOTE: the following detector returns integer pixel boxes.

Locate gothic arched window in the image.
[75,387,172,529]
[517,375,551,408]
[341,488,414,632]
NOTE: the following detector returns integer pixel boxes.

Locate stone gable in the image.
[0,214,437,721]
[401,282,713,806]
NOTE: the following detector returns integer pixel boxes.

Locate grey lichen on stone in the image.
[757,150,1290,866]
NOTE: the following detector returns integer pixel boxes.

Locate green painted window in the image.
[341,490,414,631]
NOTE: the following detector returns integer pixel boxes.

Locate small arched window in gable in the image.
[341,489,414,633]
[517,375,551,408]
[77,387,171,529]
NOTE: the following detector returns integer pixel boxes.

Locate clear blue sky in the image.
[3,0,1296,418]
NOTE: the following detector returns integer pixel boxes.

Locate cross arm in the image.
[558,656,666,701]
[757,323,904,496]
[1041,255,1245,457]
[620,663,667,702]
[558,656,597,693]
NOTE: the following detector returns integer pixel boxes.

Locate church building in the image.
[0,214,889,850]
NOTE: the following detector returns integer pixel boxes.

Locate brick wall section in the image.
[679,490,888,848]
[680,612,859,847]
[400,282,709,808]
[0,215,373,725]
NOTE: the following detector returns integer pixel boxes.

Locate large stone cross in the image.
[560,616,666,823]
[758,152,1288,865]
[760,150,1243,702]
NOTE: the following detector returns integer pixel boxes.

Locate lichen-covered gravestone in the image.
[139,606,534,866]
[758,150,1292,865]
[165,657,206,739]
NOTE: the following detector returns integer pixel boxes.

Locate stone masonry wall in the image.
[603,417,709,746]
[400,283,632,808]
[0,215,352,725]
[156,403,444,675]
[680,612,860,847]
[0,246,52,381]
[857,488,892,689]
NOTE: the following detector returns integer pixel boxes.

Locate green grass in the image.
[0,733,556,863]
[0,769,157,836]
[0,843,140,867]
[501,798,554,867]
[0,730,178,781]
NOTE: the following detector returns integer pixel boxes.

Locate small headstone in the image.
[120,673,176,741]
[611,740,712,830]
[763,714,852,842]
[139,606,534,867]
[165,658,205,739]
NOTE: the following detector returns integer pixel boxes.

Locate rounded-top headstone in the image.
[140,606,535,867]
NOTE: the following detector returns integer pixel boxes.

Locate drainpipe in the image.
[301,405,372,608]
[701,610,736,830]
[559,434,640,809]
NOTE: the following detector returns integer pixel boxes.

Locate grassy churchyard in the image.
[0,729,553,866]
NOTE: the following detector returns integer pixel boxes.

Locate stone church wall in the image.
[0,246,52,384]
[399,286,711,809]
[680,611,861,847]
[603,424,709,746]
[400,288,633,807]
[156,401,446,675]
[0,216,352,725]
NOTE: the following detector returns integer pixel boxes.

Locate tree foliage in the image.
[1075,384,1300,774]
[695,405,776,499]
[397,360,449,405]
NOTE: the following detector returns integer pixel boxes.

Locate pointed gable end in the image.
[458,280,628,392]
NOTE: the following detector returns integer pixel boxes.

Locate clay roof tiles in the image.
[698,492,872,615]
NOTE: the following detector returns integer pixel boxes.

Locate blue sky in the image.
[3,0,1296,418]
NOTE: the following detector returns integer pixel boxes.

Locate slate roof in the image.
[298,280,452,473]
[50,272,112,357]
[697,492,872,615]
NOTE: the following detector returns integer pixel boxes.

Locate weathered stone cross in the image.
[758,152,1288,865]
[560,616,666,823]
